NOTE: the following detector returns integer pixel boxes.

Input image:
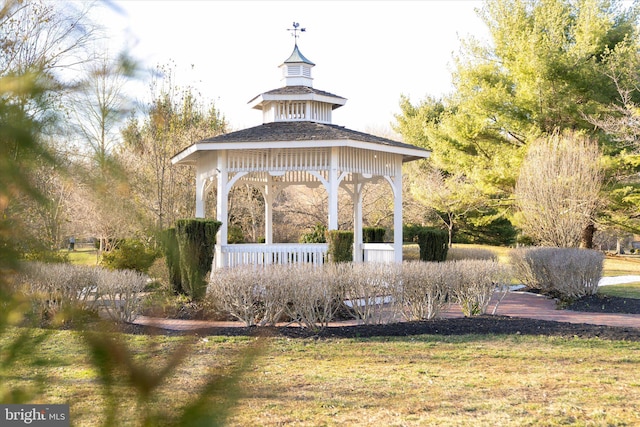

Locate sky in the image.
[93,1,489,135]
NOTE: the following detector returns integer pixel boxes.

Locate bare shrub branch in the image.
[447,260,509,316]
[515,131,603,247]
[510,247,604,300]
[97,268,147,323]
[396,262,450,321]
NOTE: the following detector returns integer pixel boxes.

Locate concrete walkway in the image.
[133,290,640,332]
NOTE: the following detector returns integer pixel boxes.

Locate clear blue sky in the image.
[94,1,488,135]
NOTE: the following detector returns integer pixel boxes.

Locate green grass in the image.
[64,245,100,266]
[600,283,640,299]
[2,327,640,426]
[603,256,640,277]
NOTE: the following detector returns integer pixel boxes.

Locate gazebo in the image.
[171,40,430,269]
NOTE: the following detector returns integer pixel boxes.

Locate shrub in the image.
[15,262,148,324]
[16,262,100,325]
[343,262,400,324]
[101,239,160,273]
[396,262,450,320]
[417,228,448,262]
[227,226,245,244]
[403,224,423,243]
[208,264,347,329]
[300,224,327,243]
[510,247,603,301]
[363,227,386,243]
[447,260,509,316]
[327,230,353,263]
[207,266,276,326]
[175,218,221,301]
[161,228,182,294]
[97,268,147,323]
[281,264,347,330]
[446,247,497,262]
[22,249,69,263]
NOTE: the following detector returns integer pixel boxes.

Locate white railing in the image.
[216,243,328,269]
[362,243,395,263]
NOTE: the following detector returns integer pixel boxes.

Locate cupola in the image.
[248,35,347,125]
[280,43,315,87]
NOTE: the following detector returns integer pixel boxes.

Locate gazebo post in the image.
[195,172,206,218]
[215,150,229,268]
[353,175,363,263]
[328,147,339,230]
[393,158,403,263]
[264,175,274,245]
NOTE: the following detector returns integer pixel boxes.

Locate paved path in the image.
[489,292,640,329]
[133,290,640,332]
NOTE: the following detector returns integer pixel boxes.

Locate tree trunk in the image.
[580,223,596,249]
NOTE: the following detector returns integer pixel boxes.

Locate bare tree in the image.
[121,63,227,231]
[0,0,98,256]
[71,55,131,169]
[0,0,94,76]
[408,162,485,247]
[515,131,603,248]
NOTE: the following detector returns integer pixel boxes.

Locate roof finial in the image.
[287,22,306,45]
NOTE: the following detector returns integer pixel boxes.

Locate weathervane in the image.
[287,22,306,45]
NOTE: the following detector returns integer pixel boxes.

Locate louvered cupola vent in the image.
[281,45,314,87]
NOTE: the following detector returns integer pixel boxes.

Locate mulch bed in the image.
[565,294,640,315]
[121,295,640,341]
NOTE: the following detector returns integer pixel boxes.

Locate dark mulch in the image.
[116,294,640,342]
[121,303,640,343]
[564,294,640,315]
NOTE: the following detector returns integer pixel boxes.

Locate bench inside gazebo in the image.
[171,37,429,270]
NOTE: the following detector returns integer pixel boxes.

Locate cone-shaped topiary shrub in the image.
[363,227,386,243]
[327,230,353,263]
[417,228,448,262]
[175,219,221,300]
[162,227,182,294]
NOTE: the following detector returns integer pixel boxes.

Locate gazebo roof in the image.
[171,121,429,165]
[248,85,346,110]
[283,44,315,65]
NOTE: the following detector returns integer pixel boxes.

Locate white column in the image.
[265,175,274,244]
[393,157,403,263]
[195,172,205,218]
[353,175,363,263]
[328,147,339,230]
[215,151,228,268]
[195,154,216,219]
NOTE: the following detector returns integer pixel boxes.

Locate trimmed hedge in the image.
[327,230,353,263]
[403,224,423,243]
[162,228,182,294]
[175,219,222,300]
[363,227,386,243]
[417,228,448,262]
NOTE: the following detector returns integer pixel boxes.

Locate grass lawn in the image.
[64,245,100,266]
[2,328,640,426]
[599,283,640,299]
[603,255,640,277]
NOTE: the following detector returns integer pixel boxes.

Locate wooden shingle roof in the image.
[171,121,429,165]
[200,121,414,148]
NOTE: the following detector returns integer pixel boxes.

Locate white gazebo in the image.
[171,40,430,269]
